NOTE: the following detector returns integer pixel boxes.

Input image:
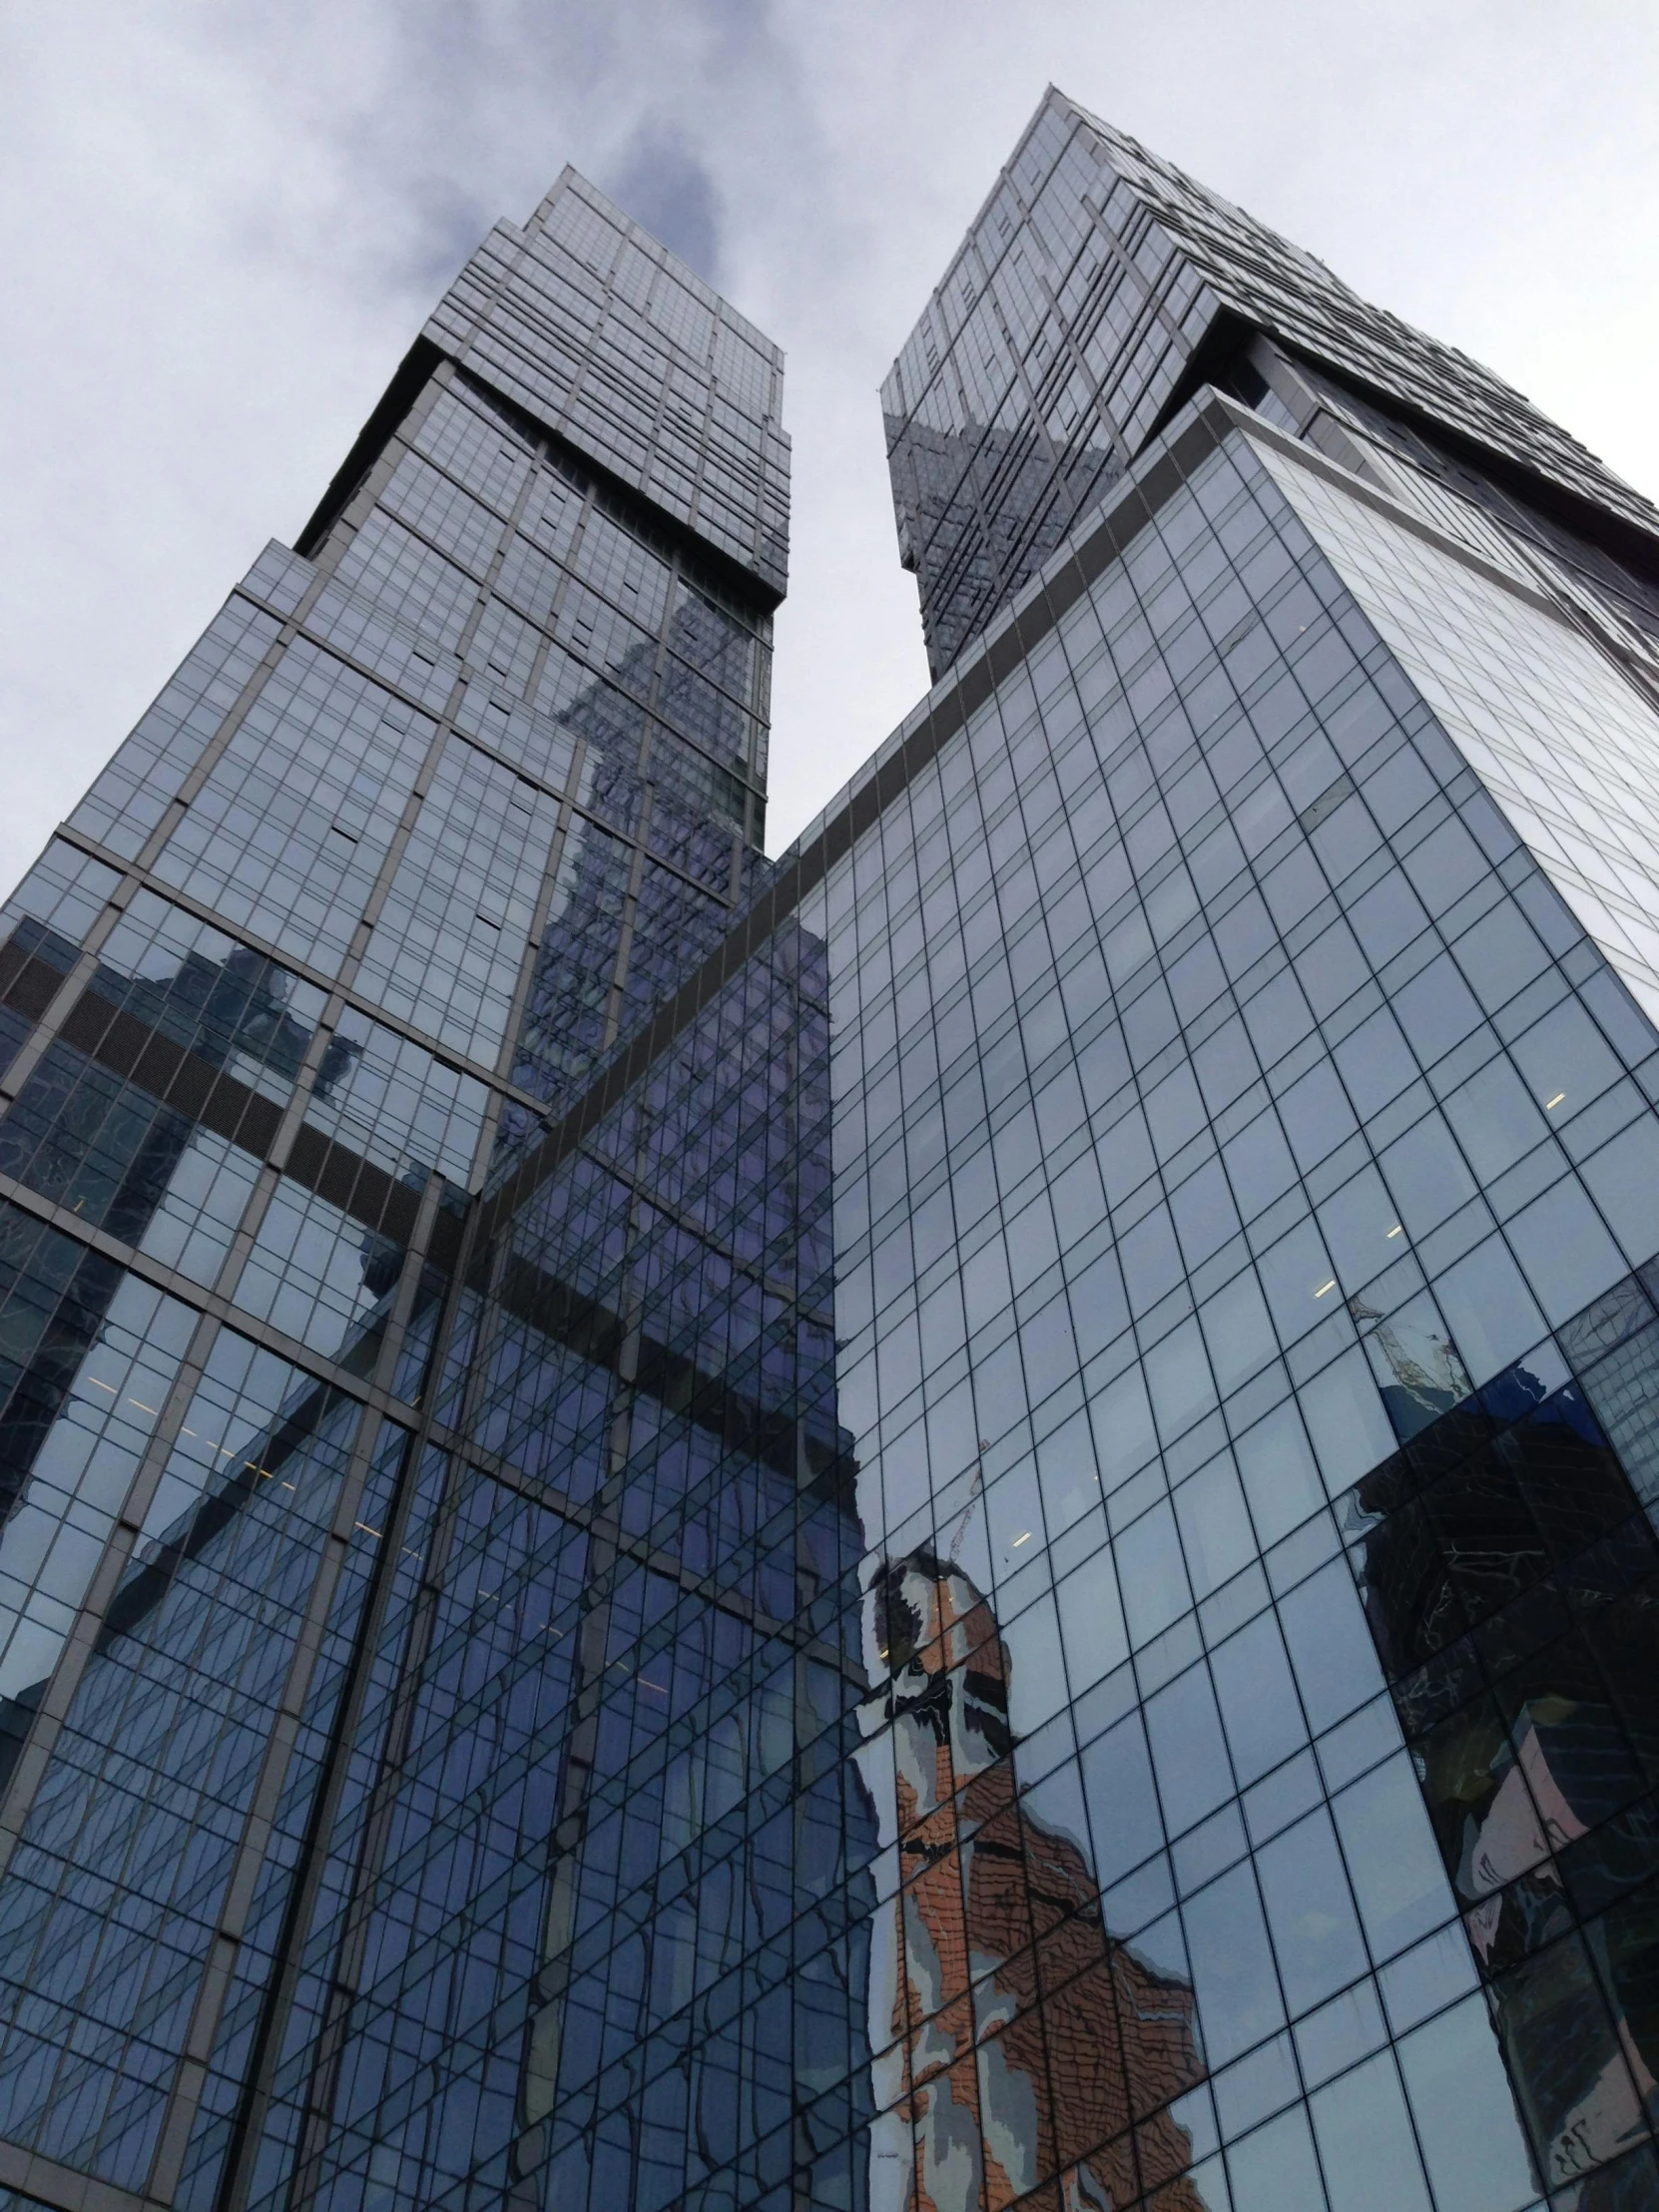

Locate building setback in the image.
[0,78,1658,2212]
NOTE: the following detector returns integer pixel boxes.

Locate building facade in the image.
[7,80,1659,2212]
[0,171,876,2212]
[835,86,1659,2212]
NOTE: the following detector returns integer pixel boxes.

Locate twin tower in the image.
[0,85,1657,2212]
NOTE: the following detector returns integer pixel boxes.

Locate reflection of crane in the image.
[943,1441,989,1565]
[1349,1292,1470,1430]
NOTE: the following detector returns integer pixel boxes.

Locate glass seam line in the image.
[276,1209,529,2209]
[507,1148,656,2168]
[0,1303,221,1880]
[144,1172,449,2205]
[469,739,587,1171]
[213,1123,506,2212]
[0,2135,149,2212]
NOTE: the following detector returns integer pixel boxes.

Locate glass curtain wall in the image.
[0,167,852,2212]
[9,74,1659,2212]
[808,397,1659,2212]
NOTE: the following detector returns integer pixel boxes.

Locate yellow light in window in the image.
[1545,1092,1566,1110]
[1385,1224,1403,1240]
[1011,1530,1032,1548]
[1314,1279,1338,1298]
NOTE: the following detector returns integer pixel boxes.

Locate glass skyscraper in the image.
[5,80,1659,2212]
[0,168,866,2212]
[847,89,1659,2212]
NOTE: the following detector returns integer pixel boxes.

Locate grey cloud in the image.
[396,176,498,293]
[605,123,724,281]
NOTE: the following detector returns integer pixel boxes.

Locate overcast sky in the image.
[3,1,1657,892]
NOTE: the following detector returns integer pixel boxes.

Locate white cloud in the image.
[2,0,1656,893]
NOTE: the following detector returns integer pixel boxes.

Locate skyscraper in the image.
[7,80,1659,2212]
[0,169,873,2212]
[834,86,1659,2212]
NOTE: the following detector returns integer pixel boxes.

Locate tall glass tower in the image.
[0,171,874,2212]
[822,85,1659,2212]
[9,81,1659,2212]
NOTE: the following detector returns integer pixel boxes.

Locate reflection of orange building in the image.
[875,1553,1208,2211]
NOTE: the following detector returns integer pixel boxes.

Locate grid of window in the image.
[884,87,1659,687]
[152,642,436,976]
[0,841,123,972]
[67,598,281,860]
[0,1336,363,2188]
[354,737,562,1065]
[1257,441,1659,1022]
[303,1007,490,1190]
[1074,97,1659,549]
[0,148,801,2212]
[812,416,1659,2210]
[883,105,1177,677]
[319,513,480,657]
[380,449,508,573]
[218,909,869,2212]
[242,539,314,620]
[91,888,328,1099]
[175,1425,411,2212]
[411,386,535,517]
[432,172,788,596]
[234,1176,402,1369]
[0,1268,196,1703]
[500,815,636,1133]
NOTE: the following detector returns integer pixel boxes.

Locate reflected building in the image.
[873,1552,1205,2210]
[1352,1324,1659,2202]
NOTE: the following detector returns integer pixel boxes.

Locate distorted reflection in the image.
[873,1551,1207,2211]
[1350,1291,1472,1439]
[1353,1331,1659,2203]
